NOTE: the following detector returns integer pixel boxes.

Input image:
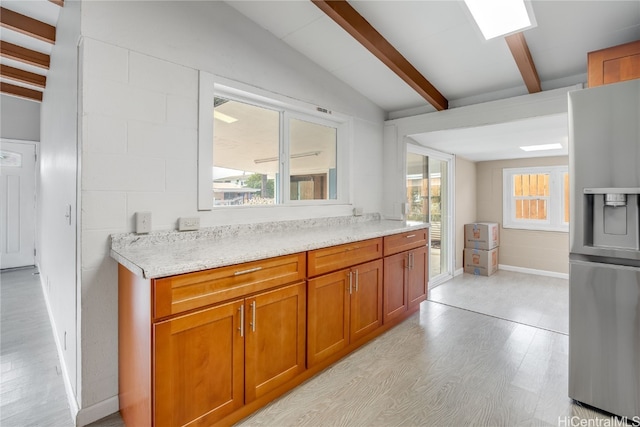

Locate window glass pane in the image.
[406,152,428,222]
[289,118,337,201]
[213,98,279,206]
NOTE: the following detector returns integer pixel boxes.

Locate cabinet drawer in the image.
[153,253,306,319]
[383,229,428,256]
[307,238,382,277]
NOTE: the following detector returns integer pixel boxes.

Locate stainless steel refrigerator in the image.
[568,79,640,420]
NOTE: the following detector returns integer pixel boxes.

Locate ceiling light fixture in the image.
[254,151,321,164]
[213,110,238,124]
[464,0,536,40]
[520,143,563,152]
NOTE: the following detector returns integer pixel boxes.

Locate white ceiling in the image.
[227,0,640,161]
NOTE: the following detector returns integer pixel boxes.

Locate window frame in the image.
[503,165,569,232]
[198,72,350,210]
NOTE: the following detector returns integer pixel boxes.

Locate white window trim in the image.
[503,165,568,232]
[197,71,351,210]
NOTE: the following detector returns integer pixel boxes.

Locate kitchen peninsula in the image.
[111,214,429,426]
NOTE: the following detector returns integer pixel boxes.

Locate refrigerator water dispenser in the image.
[585,189,640,250]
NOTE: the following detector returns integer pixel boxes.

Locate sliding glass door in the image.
[406,145,453,287]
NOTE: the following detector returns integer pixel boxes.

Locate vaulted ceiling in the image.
[228,0,640,116]
[2,1,639,160]
[0,1,62,102]
[227,0,639,160]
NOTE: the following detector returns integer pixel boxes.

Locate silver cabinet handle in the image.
[234,266,262,276]
[250,301,256,332]
[348,271,353,294]
[238,305,244,337]
[406,253,410,269]
[355,269,359,292]
[409,252,414,269]
[406,234,416,238]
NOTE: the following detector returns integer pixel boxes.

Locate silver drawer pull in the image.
[406,234,416,238]
[239,305,244,337]
[234,266,263,276]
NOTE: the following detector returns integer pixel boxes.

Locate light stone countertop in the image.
[110,214,429,279]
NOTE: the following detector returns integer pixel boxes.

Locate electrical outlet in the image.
[136,212,152,234]
[353,207,363,216]
[178,217,200,231]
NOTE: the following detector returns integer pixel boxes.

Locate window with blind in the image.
[503,166,569,232]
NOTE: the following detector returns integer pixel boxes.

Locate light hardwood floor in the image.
[1,267,614,426]
[0,267,71,426]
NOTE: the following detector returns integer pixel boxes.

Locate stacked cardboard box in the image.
[463,222,499,276]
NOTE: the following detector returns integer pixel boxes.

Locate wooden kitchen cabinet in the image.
[154,299,245,426]
[307,258,383,366]
[119,254,306,427]
[119,229,428,426]
[244,282,306,402]
[588,40,640,87]
[383,230,429,324]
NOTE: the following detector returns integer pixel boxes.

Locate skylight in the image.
[520,143,563,152]
[464,0,537,40]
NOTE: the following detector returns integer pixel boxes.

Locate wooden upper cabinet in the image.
[588,40,640,87]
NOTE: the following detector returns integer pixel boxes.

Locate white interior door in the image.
[1,141,36,269]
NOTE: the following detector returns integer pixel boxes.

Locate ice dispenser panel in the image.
[584,189,640,250]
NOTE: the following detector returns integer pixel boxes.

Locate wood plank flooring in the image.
[0,266,72,426]
[1,268,616,426]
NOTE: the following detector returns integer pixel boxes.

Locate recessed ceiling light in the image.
[213,111,238,124]
[464,0,536,40]
[520,143,563,152]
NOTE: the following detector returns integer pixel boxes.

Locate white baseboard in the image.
[454,268,464,277]
[38,268,80,423]
[76,396,119,426]
[498,264,569,280]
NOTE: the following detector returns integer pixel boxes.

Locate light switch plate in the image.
[178,217,200,231]
[136,212,152,234]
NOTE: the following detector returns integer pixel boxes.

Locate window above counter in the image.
[198,72,350,210]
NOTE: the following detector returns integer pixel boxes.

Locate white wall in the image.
[0,95,40,141]
[38,0,81,419]
[476,156,569,275]
[454,157,476,272]
[77,1,385,420]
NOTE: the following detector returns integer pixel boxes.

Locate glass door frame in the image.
[406,142,455,288]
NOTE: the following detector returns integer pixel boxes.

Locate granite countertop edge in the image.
[110,218,429,279]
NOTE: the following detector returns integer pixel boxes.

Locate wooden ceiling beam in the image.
[0,41,50,69]
[505,32,541,93]
[0,82,43,102]
[48,0,64,7]
[312,0,448,111]
[0,64,46,88]
[0,7,56,44]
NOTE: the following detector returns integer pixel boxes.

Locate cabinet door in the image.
[154,299,244,427]
[408,246,428,309]
[383,252,408,323]
[245,282,306,402]
[350,259,383,343]
[307,270,350,366]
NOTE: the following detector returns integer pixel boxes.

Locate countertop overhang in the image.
[110,215,429,279]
